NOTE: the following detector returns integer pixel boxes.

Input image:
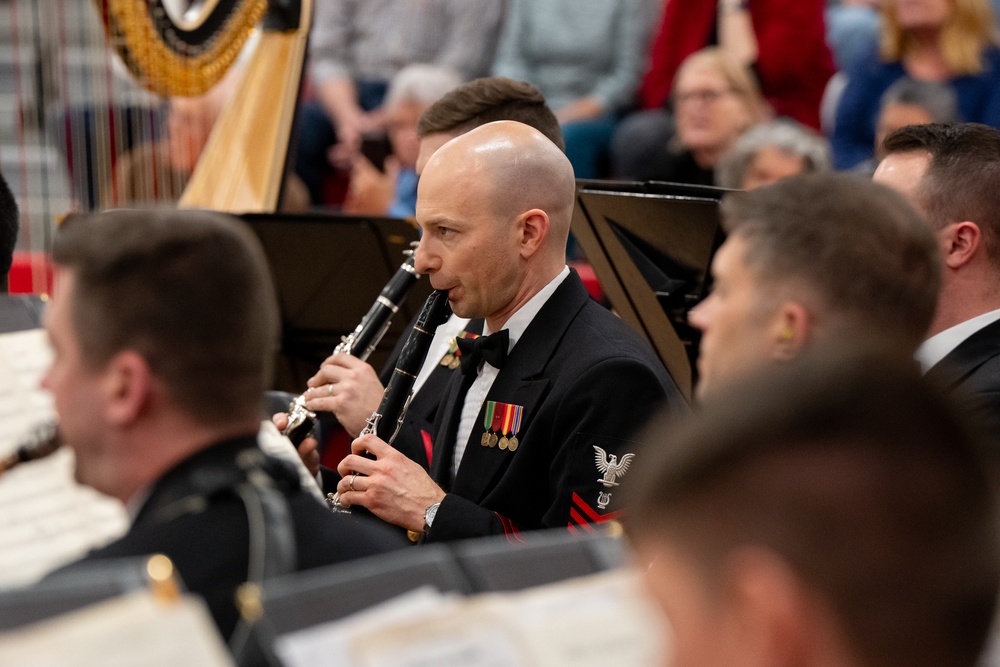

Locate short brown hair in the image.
[417,77,565,152]
[723,173,940,350]
[628,347,1000,667]
[52,209,278,425]
[882,122,1000,268]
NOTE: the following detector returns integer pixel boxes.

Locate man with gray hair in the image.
[343,64,462,216]
[716,119,831,190]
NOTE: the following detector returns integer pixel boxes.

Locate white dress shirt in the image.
[916,307,1000,372]
[412,314,472,395]
[452,266,571,480]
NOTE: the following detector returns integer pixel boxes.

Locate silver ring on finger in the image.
[327,383,334,396]
[349,472,358,491]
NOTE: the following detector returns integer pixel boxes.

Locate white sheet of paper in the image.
[488,569,669,667]
[276,586,460,667]
[0,590,234,667]
[0,329,128,588]
[340,569,668,667]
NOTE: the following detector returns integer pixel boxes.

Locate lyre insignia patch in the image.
[594,445,635,488]
[597,491,612,510]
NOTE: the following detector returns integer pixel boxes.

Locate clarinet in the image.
[281,246,420,445]
[328,289,452,511]
[1,420,62,476]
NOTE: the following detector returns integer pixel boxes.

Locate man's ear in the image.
[518,208,550,259]
[719,547,818,667]
[940,221,981,270]
[771,301,812,360]
[101,351,152,426]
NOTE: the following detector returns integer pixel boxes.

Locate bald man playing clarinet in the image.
[332,121,684,542]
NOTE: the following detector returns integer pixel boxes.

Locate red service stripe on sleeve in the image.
[421,430,434,468]
[494,512,525,543]
[571,492,622,524]
[569,508,597,532]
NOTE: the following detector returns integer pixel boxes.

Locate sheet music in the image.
[0,329,128,588]
[0,590,234,666]
[275,586,461,667]
[286,569,668,667]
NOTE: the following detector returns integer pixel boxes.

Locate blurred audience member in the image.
[110,86,309,212]
[492,0,657,178]
[875,77,959,156]
[826,0,882,72]
[628,347,999,667]
[854,76,959,174]
[689,173,939,400]
[109,92,221,207]
[716,119,831,190]
[611,0,834,179]
[343,65,461,217]
[294,0,503,205]
[632,48,767,186]
[832,0,1000,169]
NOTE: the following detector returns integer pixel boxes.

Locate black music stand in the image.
[241,213,432,393]
[255,529,626,637]
[0,557,172,631]
[571,180,728,400]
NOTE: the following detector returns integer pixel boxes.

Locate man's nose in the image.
[413,237,436,274]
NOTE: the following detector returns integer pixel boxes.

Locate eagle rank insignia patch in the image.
[594,445,635,510]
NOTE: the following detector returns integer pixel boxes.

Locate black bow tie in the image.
[456,330,509,376]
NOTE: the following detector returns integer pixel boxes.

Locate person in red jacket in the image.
[611,0,835,179]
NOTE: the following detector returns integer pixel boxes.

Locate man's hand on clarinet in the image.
[271,412,321,478]
[304,355,384,436]
[335,434,446,532]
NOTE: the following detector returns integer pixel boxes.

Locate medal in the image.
[482,401,525,453]
[489,407,505,448]
[481,402,497,447]
[440,352,455,367]
[448,357,461,369]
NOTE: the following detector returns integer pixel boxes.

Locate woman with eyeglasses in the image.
[632,48,768,186]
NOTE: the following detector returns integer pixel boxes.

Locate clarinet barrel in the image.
[341,252,420,361]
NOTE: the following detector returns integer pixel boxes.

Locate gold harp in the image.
[95,0,312,212]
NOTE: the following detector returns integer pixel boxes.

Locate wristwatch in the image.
[423,502,441,534]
